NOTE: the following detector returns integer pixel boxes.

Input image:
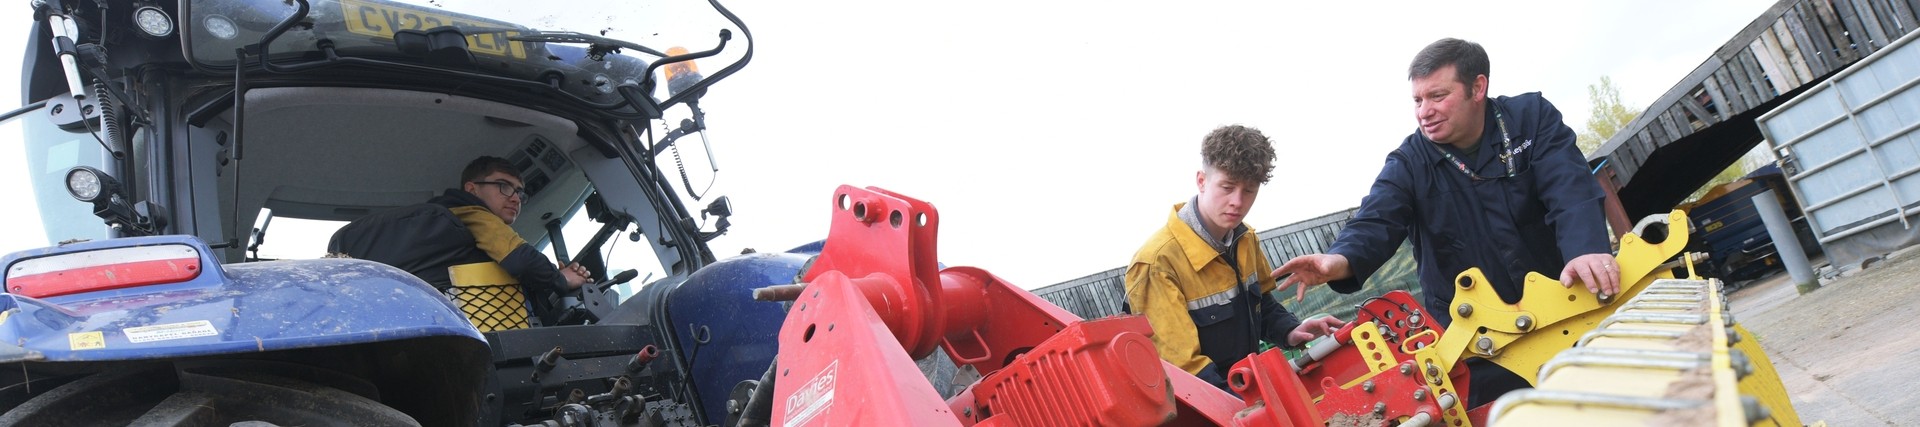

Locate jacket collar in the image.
[430,188,487,209]
[1165,202,1251,272]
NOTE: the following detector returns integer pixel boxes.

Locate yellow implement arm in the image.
[1424,211,1692,386]
[1400,210,1801,425]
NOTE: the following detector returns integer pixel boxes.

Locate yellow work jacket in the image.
[1124,203,1287,378]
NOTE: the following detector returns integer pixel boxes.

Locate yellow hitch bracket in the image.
[1434,211,1692,383]
[1348,321,1397,376]
[1409,344,1469,427]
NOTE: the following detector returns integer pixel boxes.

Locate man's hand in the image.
[1559,253,1620,297]
[561,262,592,290]
[1272,254,1351,302]
[1287,316,1348,347]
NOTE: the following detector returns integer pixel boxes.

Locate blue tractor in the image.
[0,0,799,425]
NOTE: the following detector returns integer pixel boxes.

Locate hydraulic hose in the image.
[733,360,777,427]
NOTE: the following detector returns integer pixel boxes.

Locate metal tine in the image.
[1597,313,1708,329]
[1632,294,1705,303]
[1538,353,1709,381]
[1621,301,1701,311]
[1576,328,1686,347]
[1490,389,1706,420]
[1555,347,1711,361]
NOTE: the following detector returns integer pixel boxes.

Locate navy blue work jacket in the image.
[1326,93,1610,327]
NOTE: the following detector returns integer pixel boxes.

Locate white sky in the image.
[694,0,1780,287]
[0,0,1780,289]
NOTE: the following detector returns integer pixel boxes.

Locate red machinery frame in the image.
[770,186,1452,426]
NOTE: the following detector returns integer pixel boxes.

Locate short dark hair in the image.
[461,156,520,185]
[1409,38,1489,91]
[1201,125,1275,184]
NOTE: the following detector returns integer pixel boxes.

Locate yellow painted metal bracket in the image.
[1343,321,1470,426]
[1433,211,1694,381]
[1349,321,1396,377]
[1407,346,1468,426]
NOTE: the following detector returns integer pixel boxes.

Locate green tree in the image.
[1577,76,1641,155]
[1686,161,1752,204]
[1683,146,1770,205]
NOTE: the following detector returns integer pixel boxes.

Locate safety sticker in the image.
[124,320,219,343]
[68,331,105,350]
[783,360,837,427]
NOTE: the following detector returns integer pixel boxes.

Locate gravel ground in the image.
[1729,248,1920,427]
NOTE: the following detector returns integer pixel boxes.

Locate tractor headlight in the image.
[66,166,114,204]
[133,5,174,38]
[203,14,238,40]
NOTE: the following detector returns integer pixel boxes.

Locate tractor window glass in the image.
[246,209,349,261]
[555,197,662,303]
[0,105,114,255]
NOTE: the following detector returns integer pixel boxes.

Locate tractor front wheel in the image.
[0,360,419,426]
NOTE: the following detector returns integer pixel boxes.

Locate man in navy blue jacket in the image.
[1271,38,1618,407]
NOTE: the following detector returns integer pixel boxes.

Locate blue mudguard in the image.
[669,249,813,425]
[0,235,483,363]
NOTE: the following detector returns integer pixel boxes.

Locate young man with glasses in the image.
[1270,38,1616,407]
[330,156,590,323]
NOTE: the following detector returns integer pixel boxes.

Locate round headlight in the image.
[134,6,174,38]
[203,14,238,40]
[67,167,104,202]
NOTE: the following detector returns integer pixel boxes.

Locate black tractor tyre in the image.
[0,360,420,426]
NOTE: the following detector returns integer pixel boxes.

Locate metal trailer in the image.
[1759,26,1920,270]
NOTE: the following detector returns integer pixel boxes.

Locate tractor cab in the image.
[0,1,794,425]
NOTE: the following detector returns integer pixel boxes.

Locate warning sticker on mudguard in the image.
[124,320,219,343]
[783,360,837,427]
[68,331,105,350]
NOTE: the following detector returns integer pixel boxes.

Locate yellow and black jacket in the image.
[1125,202,1301,388]
[328,189,569,321]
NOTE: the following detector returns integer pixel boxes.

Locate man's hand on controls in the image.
[562,262,592,290]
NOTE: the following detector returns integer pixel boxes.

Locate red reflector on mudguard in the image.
[6,244,203,298]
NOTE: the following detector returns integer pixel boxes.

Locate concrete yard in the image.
[1730,249,1920,426]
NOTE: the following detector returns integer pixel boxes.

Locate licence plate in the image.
[339,0,527,59]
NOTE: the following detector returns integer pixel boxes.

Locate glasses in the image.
[472,180,529,200]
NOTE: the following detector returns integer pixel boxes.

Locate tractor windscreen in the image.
[0,105,115,254]
[181,0,747,113]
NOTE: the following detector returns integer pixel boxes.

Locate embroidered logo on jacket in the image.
[1501,139,1534,162]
